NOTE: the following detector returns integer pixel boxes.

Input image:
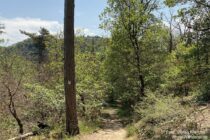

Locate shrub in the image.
[25,84,65,124]
[134,92,189,139]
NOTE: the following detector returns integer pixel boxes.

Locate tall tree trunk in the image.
[64,0,79,135]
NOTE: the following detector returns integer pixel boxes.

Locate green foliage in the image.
[164,0,177,7]
[0,48,35,137]
[75,37,108,121]
[197,81,210,102]
[134,93,189,139]
[0,116,17,140]
[78,121,99,134]
[160,43,197,95]
[24,84,65,122]
[1,0,210,138]
[0,48,34,82]
[100,0,172,109]
[126,124,138,137]
[30,120,99,140]
[103,24,169,107]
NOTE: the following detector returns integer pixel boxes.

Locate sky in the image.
[0,0,107,45]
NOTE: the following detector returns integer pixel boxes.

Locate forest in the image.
[0,0,210,140]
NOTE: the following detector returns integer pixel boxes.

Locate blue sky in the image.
[0,0,107,45]
[0,0,182,45]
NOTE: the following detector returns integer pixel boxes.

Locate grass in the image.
[78,120,100,134]
[30,120,100,140]
[126,124,138,137]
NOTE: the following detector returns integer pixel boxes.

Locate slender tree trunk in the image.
[139,74,145,97]
[64,0,79,135]
[8,95,24,134]
[129,32,145,99]
[169,31,173,53]
[79,93,86,116]
[168,13,173,53]
[135,48,145,98]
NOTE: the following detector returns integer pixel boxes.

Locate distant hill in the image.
[10,38,38,61]
[0,35,108,62]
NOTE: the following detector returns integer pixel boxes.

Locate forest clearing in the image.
[0,0,210,140]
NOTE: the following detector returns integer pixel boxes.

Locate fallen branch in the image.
[8,131,37,140]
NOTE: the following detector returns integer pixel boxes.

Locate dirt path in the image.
[79,128,127,140]
[189,104,210,129]
[78,108,134,140]
[78,105,210,140]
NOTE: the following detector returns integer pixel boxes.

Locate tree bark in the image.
[4,82,24,134]
[64,0,80,135]
[9,107,24,134]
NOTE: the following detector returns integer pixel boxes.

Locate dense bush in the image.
[134,93,190,139]
[25,84,65,123]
